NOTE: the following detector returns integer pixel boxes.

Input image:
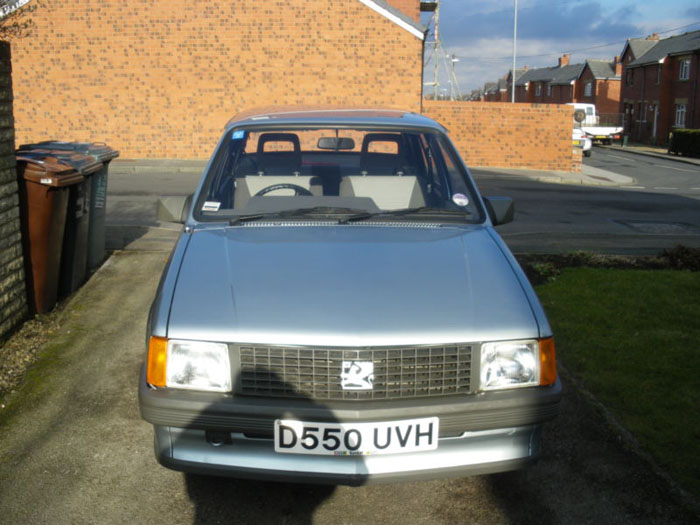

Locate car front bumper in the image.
[153,423,542,485]
[140,367,561,484]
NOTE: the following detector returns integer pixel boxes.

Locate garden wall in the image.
[423,101,580,172]
[0,41,27,340]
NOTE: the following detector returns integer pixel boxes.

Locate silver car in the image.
[139,107,561,485]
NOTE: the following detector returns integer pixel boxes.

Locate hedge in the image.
[668,129,700,157]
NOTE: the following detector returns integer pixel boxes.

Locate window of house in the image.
[546,84,552,96]
[626,68,633,85]
[535,83,541,96]
[584,82,593,97]
[679,59,690,81]
[675,104,686,127]
[657,65,662,84]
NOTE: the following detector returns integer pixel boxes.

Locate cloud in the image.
[421,1,649,93]
[421,0,700,94]
[437,1,642,43]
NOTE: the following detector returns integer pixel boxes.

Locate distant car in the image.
[139,107,561,485]
[573,127,592,157]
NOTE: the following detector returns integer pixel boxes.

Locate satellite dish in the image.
[574,109,586,123]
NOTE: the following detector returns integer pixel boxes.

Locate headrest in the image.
[257,133,301,154]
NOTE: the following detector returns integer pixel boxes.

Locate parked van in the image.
[567,103,622,145]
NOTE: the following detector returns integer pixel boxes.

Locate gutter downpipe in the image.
[639,65,646,142]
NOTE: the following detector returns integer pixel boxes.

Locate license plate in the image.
[274,417,439,456]
[595,135,606,139]
[572,139,581,146]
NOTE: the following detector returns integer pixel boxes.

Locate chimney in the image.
[648,33,659,40]
[614,56,622,77]
[558,54,570,67]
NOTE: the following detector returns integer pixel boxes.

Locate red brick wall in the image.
[385,0,420,21]
[10,0,423,158]
[552,84,573,104]
[594,79,621,115]
[423,101,579,172]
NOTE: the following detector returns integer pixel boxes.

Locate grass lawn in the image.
[536,268,700,498]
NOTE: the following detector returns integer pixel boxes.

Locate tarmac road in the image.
[0,226,697,524]
[104,158,700,257]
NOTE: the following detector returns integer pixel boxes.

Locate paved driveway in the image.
[0,227,695,524]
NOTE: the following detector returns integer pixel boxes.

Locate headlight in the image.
[147,337,231,392]
[479,338,556,391]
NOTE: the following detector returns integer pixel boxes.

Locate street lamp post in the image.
[511,0,518,103]
[450,55,460,100]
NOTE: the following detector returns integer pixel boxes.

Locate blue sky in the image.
[420,0,700,95]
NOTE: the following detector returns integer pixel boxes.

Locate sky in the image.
[420,0,700,96]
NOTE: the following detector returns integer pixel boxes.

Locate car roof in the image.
[224,106,445,132]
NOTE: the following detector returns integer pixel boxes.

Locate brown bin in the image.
[17,154,84,314]
[23,150,102,295]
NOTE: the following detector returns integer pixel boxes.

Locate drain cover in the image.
[613,220,699,234]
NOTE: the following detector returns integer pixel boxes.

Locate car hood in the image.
[167,226,540,346]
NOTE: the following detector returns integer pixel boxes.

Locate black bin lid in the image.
[15,151,84,187]
[18,141,120,162]
[18,148,102,176]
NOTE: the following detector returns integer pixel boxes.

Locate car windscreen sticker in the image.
[202,201,221,212]
[231,130,245,140]
[452,193,469,207]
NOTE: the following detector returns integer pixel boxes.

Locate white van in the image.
[568,103,598,126]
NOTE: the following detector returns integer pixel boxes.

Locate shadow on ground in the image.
[185,476,334,524]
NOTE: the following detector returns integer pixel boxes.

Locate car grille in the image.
[237,344,473,400]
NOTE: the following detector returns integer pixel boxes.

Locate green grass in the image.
[536,268,700,497]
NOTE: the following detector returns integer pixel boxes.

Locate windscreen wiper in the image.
[228,206,370,225]
[338,206,471,224]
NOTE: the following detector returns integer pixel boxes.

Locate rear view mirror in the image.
[483,196,514,226]
[317,137,355,150]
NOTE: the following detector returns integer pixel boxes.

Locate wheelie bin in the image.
[18,142,120,270]
[16,152,84,314]
[16,149,101,295]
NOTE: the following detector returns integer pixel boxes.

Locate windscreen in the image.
[195,127,482,223]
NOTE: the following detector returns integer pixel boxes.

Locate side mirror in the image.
[483,196,514,225]
[157,194,193,224]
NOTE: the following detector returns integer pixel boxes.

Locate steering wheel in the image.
[254,183,313,197]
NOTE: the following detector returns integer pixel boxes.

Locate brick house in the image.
[620,30,700,144]
[577,59,622,119]
[513,55,584,104]
[510,54,621,114]
[619,33,660,126]
[9,0,426,158]
[483,81,498,102]
[505,67,527,102]
[496,76,509,102]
